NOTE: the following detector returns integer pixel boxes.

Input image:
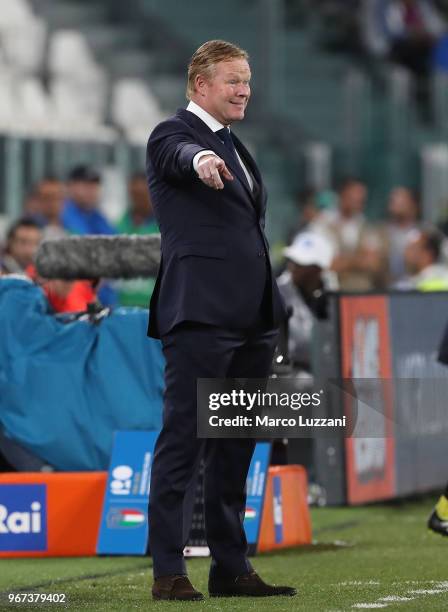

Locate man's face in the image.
[8,226,42,269]
[339,183,367,217]
[25,193,40,215]
[68,180,100,209]
[301,201,319,224]
[405,234,427,274]
[129,178,153,219]
[37,180,64,221]
[388,188,417,225]
[194,58,251,125]
[289,262,323,291]
[339,183,367,218]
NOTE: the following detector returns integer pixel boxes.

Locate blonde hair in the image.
[186,40,249,100]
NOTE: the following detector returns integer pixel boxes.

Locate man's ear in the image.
[195,74,208,98]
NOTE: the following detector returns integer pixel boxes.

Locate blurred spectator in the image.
[23,188,41,220]
[398,227,448,289]
[279,189,338,276]
[1,215,96,313]
[116,172,158,235]
[364,0,445,117]
[61,164,116,235]
[115,173,159,307]
[365,0,445,62]
[0,218,42,275]
[377,186,421,285]
[61,164,117,305]
[290,188,338,241]
[277,232,337,372]
[291,188,318,238]
[36,176,65,238]
[322,178,383,290]
[28,268,96,314]
[33,177,66,240]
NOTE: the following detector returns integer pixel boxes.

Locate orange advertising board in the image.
[0,472,107,557]
[340,296,396,504]
[258,465,312,551]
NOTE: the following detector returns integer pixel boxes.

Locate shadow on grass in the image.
[0,561,152,595]
[258,541,356,558]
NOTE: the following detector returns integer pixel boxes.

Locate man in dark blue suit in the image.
[146,40,296,601]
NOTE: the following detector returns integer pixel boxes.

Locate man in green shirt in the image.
[116,172,159,307]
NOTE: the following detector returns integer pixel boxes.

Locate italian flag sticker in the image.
[120,509,145,526]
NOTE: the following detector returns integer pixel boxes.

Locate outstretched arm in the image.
[147,119,233,188]
[147,119,208,183]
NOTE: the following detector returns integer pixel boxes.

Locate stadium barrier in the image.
[0,464,311,557]
[313,292,448,505]
[0,472,107,557]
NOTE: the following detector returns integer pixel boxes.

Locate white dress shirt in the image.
[186,100,253,191]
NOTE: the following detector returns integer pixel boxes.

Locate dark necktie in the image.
[216,127,256,194]
[216,127,238,161]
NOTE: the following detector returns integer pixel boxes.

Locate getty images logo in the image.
[0,484,47,552]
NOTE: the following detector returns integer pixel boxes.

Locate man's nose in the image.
[236,86,249,97]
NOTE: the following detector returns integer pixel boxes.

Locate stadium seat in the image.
[50,76,106,126]
[0,0,34,28]
[47,29,109,133]
[17,77,52,128]
[0,69,16,129]
[48,29,100,79]
[111,78,164,142]
[1,17,47,75]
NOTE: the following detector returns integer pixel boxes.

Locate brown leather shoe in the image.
[209,570,297,597]
[152,575,204,601]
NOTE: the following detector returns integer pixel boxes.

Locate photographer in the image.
[277,232,337,373]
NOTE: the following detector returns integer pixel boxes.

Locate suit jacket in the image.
[145,107,286,339]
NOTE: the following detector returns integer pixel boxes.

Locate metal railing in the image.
[0,134,145,221]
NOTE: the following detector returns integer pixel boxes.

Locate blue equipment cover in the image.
[0,278,164,471]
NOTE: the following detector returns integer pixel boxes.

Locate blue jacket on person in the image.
[61,199,117,236]
[61,199,118,305]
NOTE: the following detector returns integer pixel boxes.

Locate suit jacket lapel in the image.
[212,133,255,201]
[231,132,265,214]
[177,108,258,206]
[231,133,262,189]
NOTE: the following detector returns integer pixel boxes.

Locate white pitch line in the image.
[340,581,381,586]
[393,580,448,586]
[352,579,448,609]
[378,596,413,602]
[435,581,448,588]
[407,589,447,595]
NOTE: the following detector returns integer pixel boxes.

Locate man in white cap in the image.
[277,232,336,372]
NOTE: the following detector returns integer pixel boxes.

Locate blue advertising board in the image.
[244,441,271,554]
[97,430,159,555]
[98,432,270,555]
[0,484,47,552]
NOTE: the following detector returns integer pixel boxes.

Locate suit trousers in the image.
[148,318,278,578]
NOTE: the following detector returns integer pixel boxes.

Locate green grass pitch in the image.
[0,497,446,611]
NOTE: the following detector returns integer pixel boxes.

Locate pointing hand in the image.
[197,154,234,190]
